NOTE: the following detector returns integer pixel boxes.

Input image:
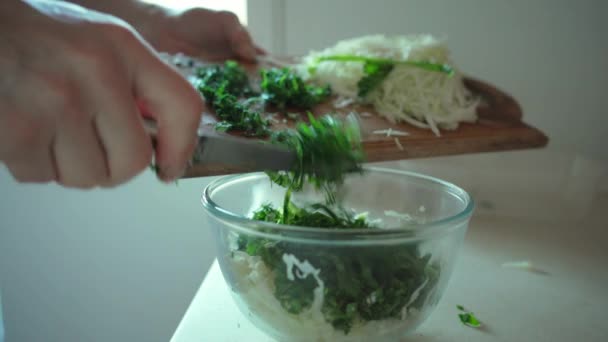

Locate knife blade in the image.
[142,118,297,178]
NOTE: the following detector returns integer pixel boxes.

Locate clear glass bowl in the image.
[202,167,474,342]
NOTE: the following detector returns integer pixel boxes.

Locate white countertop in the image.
[170,150,608,342]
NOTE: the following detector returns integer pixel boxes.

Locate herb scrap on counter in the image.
[310,55,454,98]
[195,60,269,136]
[260,67,332,110]
[457,305,482,328]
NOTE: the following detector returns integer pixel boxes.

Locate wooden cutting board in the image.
[183,57,548,177]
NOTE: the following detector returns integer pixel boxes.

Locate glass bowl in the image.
[202,167,474,341]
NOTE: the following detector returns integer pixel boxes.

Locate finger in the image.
[129,43,203,181]
[5,147,57,183]
[223,16,258,62]
[85,75,153,187]
[255,46,268,56]
[53,113,108,188]
[231,29,257,62]
[0,106,56,183]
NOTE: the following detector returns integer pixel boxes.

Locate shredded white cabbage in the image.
[394,137,404,151]
[372,128,409,137]
[333,96,356,108]
[298,35,479,135]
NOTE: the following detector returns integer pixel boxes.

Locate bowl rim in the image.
[201,166,475,241]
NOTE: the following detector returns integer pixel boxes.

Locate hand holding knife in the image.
[142,118,296,178]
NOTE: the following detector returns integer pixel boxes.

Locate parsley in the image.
[310,55,454,98]
[267,113,364,204]
[260,67,332,110]
[195,61,332,136]
[196,60,254,97]
[195,61,269,137]
[457,305,482,328]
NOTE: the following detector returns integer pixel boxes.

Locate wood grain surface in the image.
[182,60,548,178]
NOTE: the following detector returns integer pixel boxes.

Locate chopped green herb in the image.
[195,61,269,137]
[196,60,254,97]
[457,305,482,328]
[267,113,365,203]
[260,67,332,110]
[194,61,333,136]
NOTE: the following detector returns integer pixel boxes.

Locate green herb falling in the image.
[266,113,365,206]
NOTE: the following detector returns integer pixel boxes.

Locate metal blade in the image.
[191,132,296,172]
[142,118,296,177]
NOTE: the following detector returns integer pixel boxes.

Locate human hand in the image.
[142,7,265,62]
[0,0,203,188]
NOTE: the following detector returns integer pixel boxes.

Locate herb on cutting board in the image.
[260,67,332,110]
[194,60,332,136]
[196,60,254,97]
[233,114,440,335]
[195,61,270,136]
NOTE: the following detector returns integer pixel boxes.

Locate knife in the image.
[142,118,297,178]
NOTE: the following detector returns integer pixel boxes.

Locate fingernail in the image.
[159,164,186,183]
[157,165,173,183]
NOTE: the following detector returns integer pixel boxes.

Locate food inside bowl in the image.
[230,203,441,337]
[218,114,443,339]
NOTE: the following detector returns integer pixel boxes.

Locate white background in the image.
[1,1,606,341]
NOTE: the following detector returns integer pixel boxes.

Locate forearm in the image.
[63,0,168,38]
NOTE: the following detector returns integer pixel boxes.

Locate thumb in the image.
[130,46,204,181]
[225,20,258,61]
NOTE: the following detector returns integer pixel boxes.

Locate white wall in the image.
[278,0,607,161]
[0,171,217,342]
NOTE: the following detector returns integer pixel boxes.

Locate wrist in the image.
[129,2,174,49]
[63,0,172,43]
